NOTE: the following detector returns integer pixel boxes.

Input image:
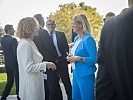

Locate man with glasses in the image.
[46,19,72,100]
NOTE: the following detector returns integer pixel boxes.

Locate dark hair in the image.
[120,8,129,14]
[46,19,56,25]
[106,12,115,18]
[4,24,13,33]
[34,14,44,27]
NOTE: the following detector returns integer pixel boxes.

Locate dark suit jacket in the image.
[1,35,18,68]
[33,28,69,62]
[71,29,77,42]
[96,8,133,100]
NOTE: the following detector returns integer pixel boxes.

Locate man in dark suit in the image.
[34,18,72,100]
[33,14,49,100]
[105,12,115,22]
[96,2,133,100]
[71,28,77,42]
[1,25,20,100]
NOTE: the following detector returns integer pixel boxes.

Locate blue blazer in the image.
[73,33,97,77]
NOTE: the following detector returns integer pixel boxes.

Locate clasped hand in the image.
[45,62,56,71]
[66,55,80,63]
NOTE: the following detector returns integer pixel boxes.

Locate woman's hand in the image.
[66,56,85,63]
[66,56,78,63]
[45,62,56,71]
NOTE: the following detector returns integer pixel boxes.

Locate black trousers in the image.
[47,58,72,100]
[1,66,19,99]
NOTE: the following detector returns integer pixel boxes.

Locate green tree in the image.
[0,26,5,36]
[48,2,104,44]
[0,26,5,50]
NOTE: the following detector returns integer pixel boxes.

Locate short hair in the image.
[105,12,115,21]
[46,19,56,25]
[16,17,39,38]
[73,14,91,34]
[120,8,129,14]
[34,14,44,27]
[106,12,115,18]
[4,24,13,33]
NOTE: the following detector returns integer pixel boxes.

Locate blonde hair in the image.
[16,17,38,38]
[73,14,91,34]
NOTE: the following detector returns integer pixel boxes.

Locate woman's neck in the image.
[29,36,34,41]
[78,32,84,39]
[77,29,84,37]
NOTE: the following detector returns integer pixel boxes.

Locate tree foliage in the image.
[0,26,5,50]
[0,26,5,36]
[48,2,104,44]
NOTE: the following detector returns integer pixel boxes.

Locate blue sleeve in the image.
[84,37,97,66]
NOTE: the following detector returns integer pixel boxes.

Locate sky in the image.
[0,0,128,28]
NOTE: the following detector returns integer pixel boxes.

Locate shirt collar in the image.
[48,31,55,35]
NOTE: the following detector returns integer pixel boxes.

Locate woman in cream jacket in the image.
[16,17,56,100]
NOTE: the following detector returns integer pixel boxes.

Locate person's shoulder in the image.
[1,35,16,41]
[119,7,133,22]
[11,35,17,39]
[19,39,30,46]
[17,39,32,53]
[82,34,95,43]
[1,34,10,38]
[1,35,6,40]
[1,35,5,43]
[55,30,64,34]
[39,28,47,33]
[83,34,93,39]
[9,36,18,42]
[37,28,48,37]
[55,31,66,37]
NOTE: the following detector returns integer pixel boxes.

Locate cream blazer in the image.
[17,38,46,100]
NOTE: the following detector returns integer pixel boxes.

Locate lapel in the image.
[55,31,61,48]
[40,31,58,57]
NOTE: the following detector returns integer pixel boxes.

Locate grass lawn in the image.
[0,73,16,96]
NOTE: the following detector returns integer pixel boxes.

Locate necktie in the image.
[50,32,62,57]
[50,32,53,41]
